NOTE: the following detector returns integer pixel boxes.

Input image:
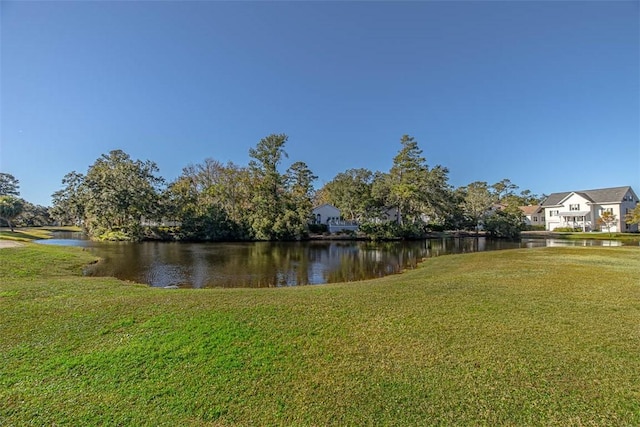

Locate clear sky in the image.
[1,1,638,207]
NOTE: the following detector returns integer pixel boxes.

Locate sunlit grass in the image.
[1,243,639,425]
[0,226,82,241]
[547,231,640,242]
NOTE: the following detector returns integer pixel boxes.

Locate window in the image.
[533,217,538,222]
[569,204,580,211]
[549,210,559,217]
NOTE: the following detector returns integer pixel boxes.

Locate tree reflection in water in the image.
[54,237,555,288]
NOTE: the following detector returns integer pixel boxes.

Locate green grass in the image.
[0,226,82,242]
[539,231,640,242]
[1,243,639,426]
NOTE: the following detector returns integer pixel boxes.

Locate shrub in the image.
[525,225,546,231]
[308,223,328,234]
[553,227,583,232]
[359,222,427,240]
[427,223,445,232]
[359,222,400,240]
[97,230,130,241]
[484,210,524,239]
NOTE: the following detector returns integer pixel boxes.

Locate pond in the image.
[37,233,625,288]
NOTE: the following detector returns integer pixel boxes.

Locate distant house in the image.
[541,186,639,232]
[311,204,359,233]
[519,205,545,227]
[311,204,341,225]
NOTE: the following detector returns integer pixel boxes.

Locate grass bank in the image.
[0,226,82,242]
[523,230,640,243]
[1,243,639,426]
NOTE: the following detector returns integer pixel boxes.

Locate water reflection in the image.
[544,239,623,247]
[35,236,628,288]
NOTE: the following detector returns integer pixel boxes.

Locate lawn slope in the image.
[1,243,639,426]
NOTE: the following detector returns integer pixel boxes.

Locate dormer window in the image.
[569,204,580,211]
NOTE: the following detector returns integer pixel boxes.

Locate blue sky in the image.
[1,1,638,206]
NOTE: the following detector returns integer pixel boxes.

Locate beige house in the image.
[519,205,545,227]
[541,186,638,232]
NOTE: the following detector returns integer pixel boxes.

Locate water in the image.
[36,234,625,288]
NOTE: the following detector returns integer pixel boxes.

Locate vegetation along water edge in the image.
[1,239,638,425]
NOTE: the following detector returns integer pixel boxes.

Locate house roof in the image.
[558,211,590,216]
[541,186,634,207]
[519,205,543,215]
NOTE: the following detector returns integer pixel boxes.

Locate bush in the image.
[97,230,131,241]
[358,222,400,240]
[427,223,445,232]
[525,225,546,231]
[359,221,427,240]
[484,210,524,239]
[342,229,357,237]
[553,227,583,232]
[308,223,328,234]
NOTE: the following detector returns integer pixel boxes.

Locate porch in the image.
[558,211,592,231]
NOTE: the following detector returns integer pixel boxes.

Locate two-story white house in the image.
[541,186,638,232]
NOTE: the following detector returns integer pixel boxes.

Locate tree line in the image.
[50,134,317,241]
[0,174,51,231]
[5,133,637,241]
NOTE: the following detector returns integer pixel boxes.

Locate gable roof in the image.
[542,186,634,207]
[519,205,543,215]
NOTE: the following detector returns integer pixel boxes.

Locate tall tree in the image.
[0,195,24,232]
[319,168,374,222]
[462,181,497,234]
[206,162,252,229]
[0,173,20,196]
[168,159,253,239]
[423,164,454,223]
[285,161,318,237]
[51,171,86,226]
[15,202,52,227]
[83,150,164,240]
[519,189,544,205]
[388,135,430,225]
[248,134,289,240]
[492,179,518,202]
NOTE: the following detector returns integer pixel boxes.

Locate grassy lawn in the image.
[560,232,639,241]
[1,243,639,426]
[524,231,640,243]
[0,226,82,242]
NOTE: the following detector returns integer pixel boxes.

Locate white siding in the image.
[545,193,592,231]
[621,190,639,232]
[312,204,341,224]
